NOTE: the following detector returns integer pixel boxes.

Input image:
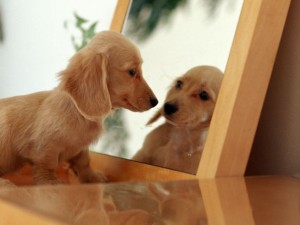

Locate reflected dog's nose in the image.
[164,102,178,115]
[150,98,158,108]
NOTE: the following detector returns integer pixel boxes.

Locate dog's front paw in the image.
[80,171,108,183]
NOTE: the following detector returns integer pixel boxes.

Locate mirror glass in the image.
[91,0,244,174]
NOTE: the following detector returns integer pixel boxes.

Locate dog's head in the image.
[59,31,158,120]
[148,66,223,128]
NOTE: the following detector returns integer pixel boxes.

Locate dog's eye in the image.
[128,69,136,76]
[199,91,209,101]
[175,80,183,89]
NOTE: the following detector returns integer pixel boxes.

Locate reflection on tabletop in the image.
[0,176,300,225]
[0,179,206,225]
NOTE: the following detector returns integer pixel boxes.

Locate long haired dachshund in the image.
[133,65,222,174]
[0,31,158,184]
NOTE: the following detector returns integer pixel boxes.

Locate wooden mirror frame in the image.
[89,0,291,181]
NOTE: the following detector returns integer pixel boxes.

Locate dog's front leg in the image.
[29,146,63,185]
[69,149,107,183]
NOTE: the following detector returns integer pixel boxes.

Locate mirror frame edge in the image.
[109,0,131,32]
[100,0,291,181]
[198,0,291,178]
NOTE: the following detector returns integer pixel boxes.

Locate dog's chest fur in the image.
[168,127,207,155]
[162,126,207,173]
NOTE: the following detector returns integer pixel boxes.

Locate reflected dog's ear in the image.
[146,109,162,125]
[60,51,112,120]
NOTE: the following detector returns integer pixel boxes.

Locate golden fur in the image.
[133,65,222,174]
[0,31,157,184]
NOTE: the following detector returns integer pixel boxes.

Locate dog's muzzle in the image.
[164,102,178,115]
[150,98,158,108]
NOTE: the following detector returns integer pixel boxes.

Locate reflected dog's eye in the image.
[129,69,136,77]
[199,91,209,101]
[175,80,183,89]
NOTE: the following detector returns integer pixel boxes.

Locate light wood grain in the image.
[200,178,256,225]
[246,177,300,224]
[197,0,291,178]
[109,0,131,31]
[247,0,300,176]
[89,152,195,182]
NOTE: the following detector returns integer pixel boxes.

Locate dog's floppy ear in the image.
[61,51,111,120]
[146,109,162,125]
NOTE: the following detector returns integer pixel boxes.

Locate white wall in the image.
[0,0,117,97]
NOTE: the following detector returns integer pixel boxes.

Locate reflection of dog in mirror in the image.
[0,31,158,184]
[133,65,223,174]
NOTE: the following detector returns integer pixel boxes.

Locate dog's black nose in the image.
[150,98,158,107]
[164,102,178,115]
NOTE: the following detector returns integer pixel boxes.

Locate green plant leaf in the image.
[87,22,98,38]
[74,12,88,27]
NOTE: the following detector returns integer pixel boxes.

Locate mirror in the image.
[0,0,290,180]
[90,0,244,174]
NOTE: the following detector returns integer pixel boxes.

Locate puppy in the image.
[0,31,158,184]
[133,65,222,174]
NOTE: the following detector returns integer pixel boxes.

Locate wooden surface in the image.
[0,176,299,225]
[200,178,255,225]
[0,199,67,225]
[247,0,300,176]
[200,176,300,225]
[3,152,195,184]
[245,176,300,225]
[89,152,195,182]
[197,0,291,178]
[109,0,131,32]
[3,164,71,186]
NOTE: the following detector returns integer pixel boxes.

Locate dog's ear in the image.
[61,51,111,120]
[146,109,162,125]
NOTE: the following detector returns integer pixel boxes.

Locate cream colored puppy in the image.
[0,31,158,184]
[133,66,222,174]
